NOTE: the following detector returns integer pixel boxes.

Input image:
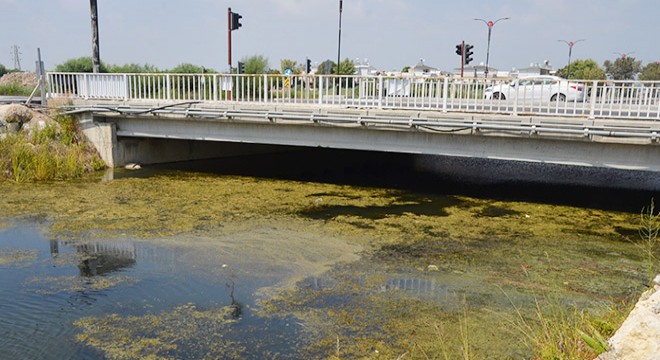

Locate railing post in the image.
[123,74,129,101]
[166,74,173,100]
[589,80,598,119]
[263,74,269,102]
[512,81,519,116]
[212,74,218,101]
[83,73,89,100]
[442,77,449,112]
[318,76,323,106]
[377,75,384,109]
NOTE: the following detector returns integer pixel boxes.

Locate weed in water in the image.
[637,198,659,285]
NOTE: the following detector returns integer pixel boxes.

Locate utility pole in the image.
[11,45,22,70]
[89,0,101,73]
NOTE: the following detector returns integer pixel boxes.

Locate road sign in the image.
[284,69,293,77]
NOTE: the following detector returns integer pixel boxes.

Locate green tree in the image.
[169,63,206,74]
[603,56,642,80]
[280,59,301,74]
[108,63,159,73]
[0,64,8,77]
[54,57,108,73]
[333,58,356,75]
[639,62,660,81]
[240,55,269,74]
[555,59,606,80]
[316,60,335,75]
[401,66,411,73]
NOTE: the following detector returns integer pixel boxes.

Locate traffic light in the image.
[455,44,463,56]
[464,44,474,65]
[238,61,244,74]
[306,58,312,74]
[231,11,242,31]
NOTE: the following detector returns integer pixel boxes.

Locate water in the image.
[0,148,656,358]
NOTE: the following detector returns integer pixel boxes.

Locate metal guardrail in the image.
[64,104,660,141]
[47,72,660,121]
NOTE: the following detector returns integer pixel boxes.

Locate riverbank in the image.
[0,103,105,181]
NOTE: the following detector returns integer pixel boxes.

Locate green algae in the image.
[0,248,37,266]
[25,275,139,294]
[75,303,244,360]
[0,172,653,359]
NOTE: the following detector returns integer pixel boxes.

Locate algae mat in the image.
[0,171,652,359]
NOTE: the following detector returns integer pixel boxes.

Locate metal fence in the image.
[47,72,660,120]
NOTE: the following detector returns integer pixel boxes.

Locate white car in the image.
[484,75,587,102]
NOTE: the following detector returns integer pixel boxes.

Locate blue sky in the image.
[1,0,658,73]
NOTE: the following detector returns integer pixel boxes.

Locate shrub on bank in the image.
[1,108,106,182]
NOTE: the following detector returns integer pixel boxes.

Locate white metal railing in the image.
[46,72,660,120]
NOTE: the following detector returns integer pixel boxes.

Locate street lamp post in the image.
[558,39,585,79]
[337,0,343,75]
[474,17,509,78]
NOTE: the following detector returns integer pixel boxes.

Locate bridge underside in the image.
[75,105,660,190]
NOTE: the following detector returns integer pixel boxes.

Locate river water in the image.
[0,148,656,359]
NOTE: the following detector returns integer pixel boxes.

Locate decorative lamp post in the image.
[558,39,585,79]
[474,17,509,78]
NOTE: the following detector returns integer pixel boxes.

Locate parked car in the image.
[484,75,587,102]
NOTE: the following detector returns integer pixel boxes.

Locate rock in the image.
[0,104,33,124]
[426,264,439,272]
[597,276,660,360]
[124,163,142,170]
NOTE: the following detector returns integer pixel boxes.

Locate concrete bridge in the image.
[47,72,660,189]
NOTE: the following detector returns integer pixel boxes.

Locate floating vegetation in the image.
[25,275,139,294]
[0,248,37,266]
[75,303,244,359]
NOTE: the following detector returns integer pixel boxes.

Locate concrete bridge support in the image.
[79,114,281,168]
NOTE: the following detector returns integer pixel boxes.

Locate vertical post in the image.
[89,0,101,73]
[377,75,383,109]
[460,40,465,78]
[227,8,233,100]
[123,74,129,101]
[36,48,46,104]
[589,80,598,119]
[318,76,324,105]
[442,76,449,112]
[263,74,269,102]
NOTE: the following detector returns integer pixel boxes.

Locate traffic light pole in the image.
[227,7,233,74]
[461,41,465,78]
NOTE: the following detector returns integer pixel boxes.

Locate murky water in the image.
[0,148,656,359]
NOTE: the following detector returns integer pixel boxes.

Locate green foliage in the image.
[0,83,33,96]
[639,62,660,81]
[333,58,356,75]
[0,115,105,182]
[240,55,269,74]
[108,63,159,73]
[401,66,411,73]
[316,60,335,75]
[555,59,606,80]
[169,63,209,74]
[280,59,301,74]
[0,63,8,77]
[603,57,642,80]
[54,57,108,73]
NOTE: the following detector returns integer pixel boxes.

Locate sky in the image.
[1,0,658,73]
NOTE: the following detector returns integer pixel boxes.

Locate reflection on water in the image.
[0,223,307,359]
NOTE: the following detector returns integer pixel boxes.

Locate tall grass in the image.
[637,198,659,285]
[1,113,105,182]
[0,82,34,96]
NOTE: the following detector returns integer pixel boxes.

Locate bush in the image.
[108,63,159,73]
[54,57,108,73]
[0,82,33,96]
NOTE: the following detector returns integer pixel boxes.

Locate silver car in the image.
[484,75,587,102]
